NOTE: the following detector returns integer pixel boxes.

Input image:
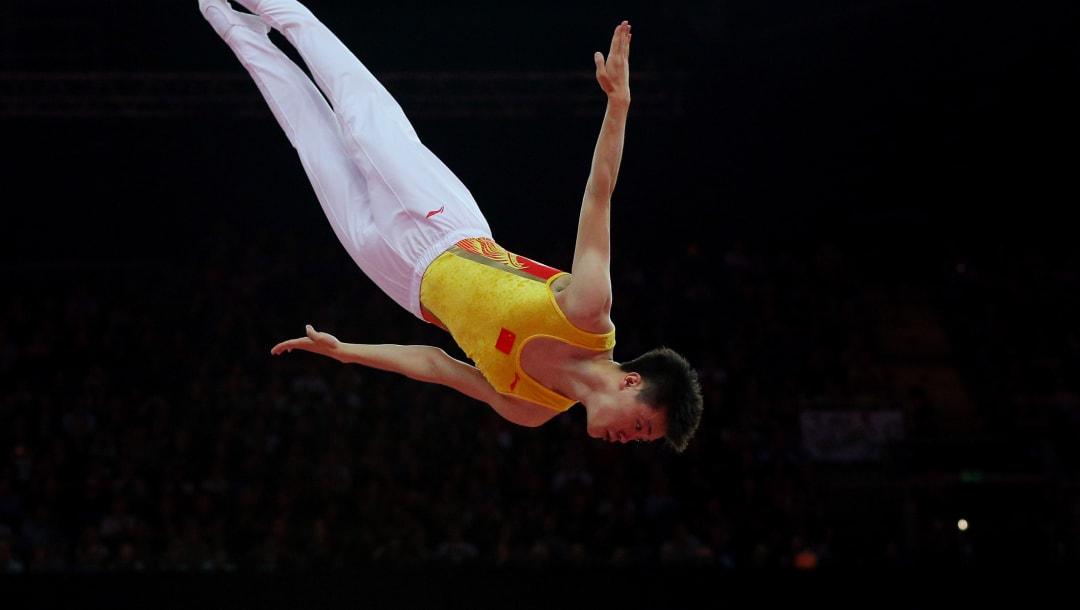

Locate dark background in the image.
[2,0,1079,607]
[5,0,1077,261]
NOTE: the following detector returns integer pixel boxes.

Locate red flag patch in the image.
[495,328,516,354]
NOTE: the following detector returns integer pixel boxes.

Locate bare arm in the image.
[561,20,632,332]
[271,325,559,427]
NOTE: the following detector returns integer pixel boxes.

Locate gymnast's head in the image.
[585,346,703,453]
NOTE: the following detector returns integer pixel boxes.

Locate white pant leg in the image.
[228,0,492,317]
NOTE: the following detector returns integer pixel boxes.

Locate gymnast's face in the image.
[586,373,667,444]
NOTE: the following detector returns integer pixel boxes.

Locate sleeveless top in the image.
[419,237,615,411]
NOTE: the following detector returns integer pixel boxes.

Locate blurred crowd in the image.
[2,218,1078,574]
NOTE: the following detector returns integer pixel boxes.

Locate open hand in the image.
[270,324,341,356]
[594,20,630,99]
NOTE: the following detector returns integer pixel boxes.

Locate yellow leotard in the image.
[419,238,615,411]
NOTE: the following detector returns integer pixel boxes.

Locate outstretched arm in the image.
[562,21,632,332]
[271,325,559,427]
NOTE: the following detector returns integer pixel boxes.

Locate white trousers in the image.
[202,0,492,319]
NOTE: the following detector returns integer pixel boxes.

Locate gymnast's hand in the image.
[595,20,630,101]
[271,324,341,357]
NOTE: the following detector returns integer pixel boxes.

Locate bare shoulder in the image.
[489,392,562,427]
[552,275,614,334]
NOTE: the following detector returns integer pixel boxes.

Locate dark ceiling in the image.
[3,0,1077,263]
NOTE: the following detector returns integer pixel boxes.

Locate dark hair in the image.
[619,347,703,453]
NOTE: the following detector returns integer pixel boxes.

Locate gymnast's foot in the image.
[199,0,270,38]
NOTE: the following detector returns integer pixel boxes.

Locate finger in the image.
[610,21,630,57]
